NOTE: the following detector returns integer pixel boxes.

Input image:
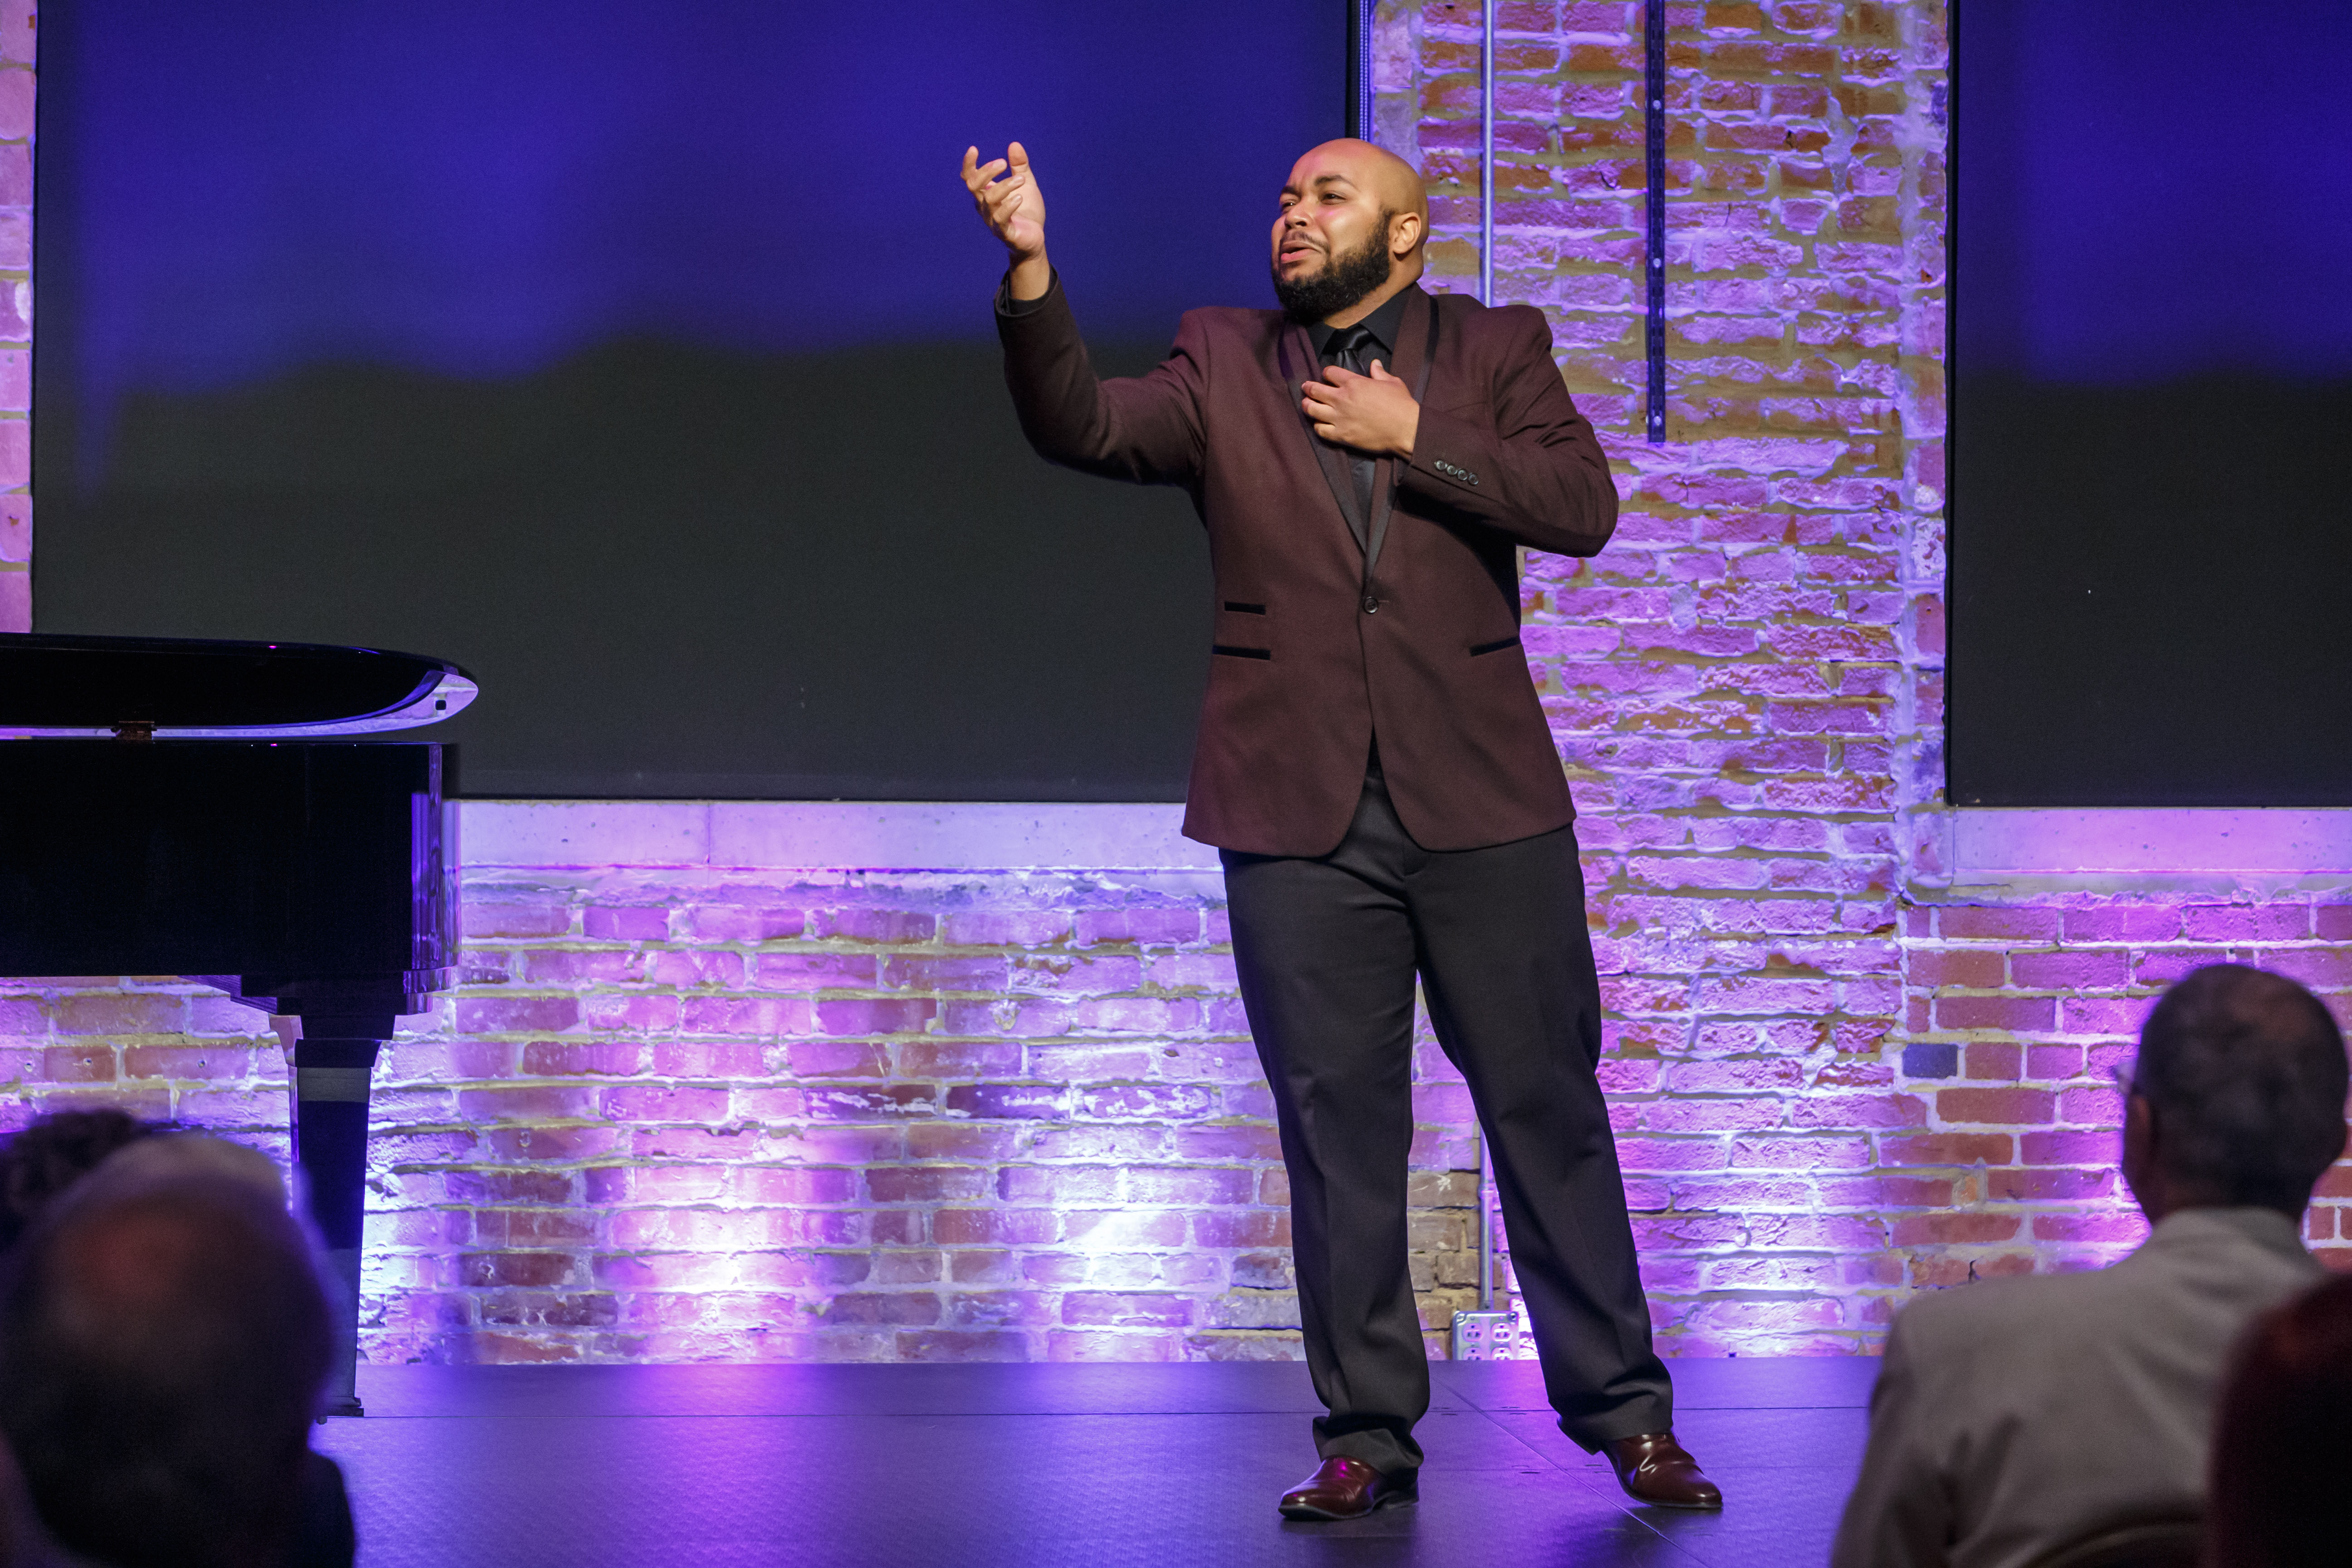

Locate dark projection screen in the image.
[34,1,1346,799]
[1950,0,2352,806]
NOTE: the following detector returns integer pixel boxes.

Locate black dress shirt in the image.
[1306,287,1411,376]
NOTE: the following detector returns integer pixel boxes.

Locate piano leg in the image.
[292,1034,382,1418]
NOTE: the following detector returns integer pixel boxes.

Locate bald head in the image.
[1272,140,1429,326]
[1292,140,1428,237]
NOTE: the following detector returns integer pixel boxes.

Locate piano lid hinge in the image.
[113,720,157,743]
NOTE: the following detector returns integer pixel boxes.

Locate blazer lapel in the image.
[1363,287,1438,579]
[1278,323,1369,554]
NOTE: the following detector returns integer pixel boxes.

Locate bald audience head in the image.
[1271,138,1430,326]
[0,1137,331,1568]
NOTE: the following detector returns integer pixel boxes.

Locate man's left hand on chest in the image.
[1302,361,1421,459]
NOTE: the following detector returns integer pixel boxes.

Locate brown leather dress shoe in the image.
[1277,1456,1418,1520]
[1604,1431,1723,1509]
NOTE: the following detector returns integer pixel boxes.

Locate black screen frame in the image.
[28,1,1378,803]
[1943,0,2352,809]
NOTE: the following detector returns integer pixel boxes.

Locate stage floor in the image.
[314,1357,1879,1568]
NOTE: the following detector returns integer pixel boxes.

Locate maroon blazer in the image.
[998,276,1618,856]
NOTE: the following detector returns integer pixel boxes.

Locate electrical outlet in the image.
[1449,1308,1520,1361]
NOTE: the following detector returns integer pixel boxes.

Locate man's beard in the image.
[1272,217,1395,325]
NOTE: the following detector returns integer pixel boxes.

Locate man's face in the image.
[1271,149,1396,294]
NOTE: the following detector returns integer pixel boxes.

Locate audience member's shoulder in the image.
[1893,1260,2123,1351]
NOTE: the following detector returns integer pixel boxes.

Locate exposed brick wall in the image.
[3,867,1480,1364]
[0,1,31,632]
[1385,0,1973,1348]
[411,869,1299,1362]
[1894,901,2352,1275]
[6,0,2347,1366]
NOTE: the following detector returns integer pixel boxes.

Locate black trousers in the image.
[1221,765,1671,1475]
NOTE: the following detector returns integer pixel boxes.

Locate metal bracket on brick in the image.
[1644,0,1668,443]
[1450,1118,1520,1359]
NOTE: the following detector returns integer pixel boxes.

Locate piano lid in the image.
[0,633,478,739]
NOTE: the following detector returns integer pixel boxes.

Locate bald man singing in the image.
[960,138,1720,1519]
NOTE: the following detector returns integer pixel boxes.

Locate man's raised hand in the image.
[1302,360,1421,459]
[960,142,1051,301]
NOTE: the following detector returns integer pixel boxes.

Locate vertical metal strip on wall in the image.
[1347,1,1373,140]
[1481,0,1496,306]
[1644,1,1667,442]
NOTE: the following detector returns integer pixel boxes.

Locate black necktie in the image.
[1328,325,1379,522]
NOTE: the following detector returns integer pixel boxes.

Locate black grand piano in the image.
[0,633,476,1415]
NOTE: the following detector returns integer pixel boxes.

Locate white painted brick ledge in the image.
[458,802,2352,878]
[459,801,1220,871]
[1953,809,2352,874]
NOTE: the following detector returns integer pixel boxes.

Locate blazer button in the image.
[1362,594,1379,614]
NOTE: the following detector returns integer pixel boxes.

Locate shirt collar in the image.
[1309,284,1416,361]
[2145,1205,2316,1267]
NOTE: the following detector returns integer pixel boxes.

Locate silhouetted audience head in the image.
[0,1110,163,1254]
[2126,964,2349,1218]
[0,1136,333,1568]
[2206,1271,2352,1568]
